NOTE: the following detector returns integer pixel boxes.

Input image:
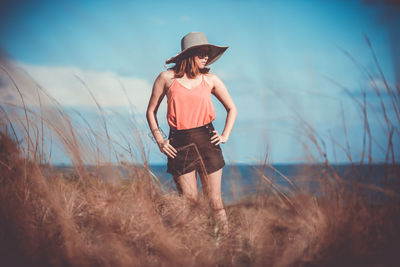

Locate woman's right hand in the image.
[158,139,178,158]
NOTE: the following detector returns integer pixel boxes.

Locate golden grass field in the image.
[0,38,399,266]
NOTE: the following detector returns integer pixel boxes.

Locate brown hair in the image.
[170,52,210,79]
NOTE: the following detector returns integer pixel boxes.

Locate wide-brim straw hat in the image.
[165,32,228,66]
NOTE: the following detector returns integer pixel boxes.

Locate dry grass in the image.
[0,37,399,266]
[1,133,399,266]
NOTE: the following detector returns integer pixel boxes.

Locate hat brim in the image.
[165,44,228,66]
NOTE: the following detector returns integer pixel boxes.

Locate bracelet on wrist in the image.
[148,127,167,144]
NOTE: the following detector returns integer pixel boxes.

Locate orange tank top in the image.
[166,74,216,130]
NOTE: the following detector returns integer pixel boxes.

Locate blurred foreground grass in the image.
[1,131,399,266]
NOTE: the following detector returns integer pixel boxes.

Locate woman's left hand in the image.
[210,130,228,146]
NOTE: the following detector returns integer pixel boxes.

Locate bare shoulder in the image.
[153,70,175,93]
[160,69,175,79]
[157,69,175,83]
[204,72,224,88]
[204,72,219,81]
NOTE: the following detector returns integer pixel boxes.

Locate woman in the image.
[146,32,237,235]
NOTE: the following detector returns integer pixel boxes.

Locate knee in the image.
[209,195,223,209]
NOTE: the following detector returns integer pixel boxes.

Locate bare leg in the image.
[173,170,198,201]
[199,168,228,235]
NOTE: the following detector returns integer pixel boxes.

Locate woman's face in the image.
[193,47,209,69]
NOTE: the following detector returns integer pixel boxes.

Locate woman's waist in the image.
[169,122,214,136]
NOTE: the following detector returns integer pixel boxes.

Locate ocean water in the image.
[149,164,399,203]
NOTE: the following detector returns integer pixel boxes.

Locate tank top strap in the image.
[166,77,176,94]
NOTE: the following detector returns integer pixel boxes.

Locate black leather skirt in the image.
[167,122,225,176]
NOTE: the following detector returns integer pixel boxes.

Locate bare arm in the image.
[210,74,237,144]
[146,72,177,158]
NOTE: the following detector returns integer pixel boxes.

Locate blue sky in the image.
[0,0,399,165]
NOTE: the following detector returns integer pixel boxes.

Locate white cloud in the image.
[0,61,154,113]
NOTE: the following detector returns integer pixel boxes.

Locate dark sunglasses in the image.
[195,49,209,59]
